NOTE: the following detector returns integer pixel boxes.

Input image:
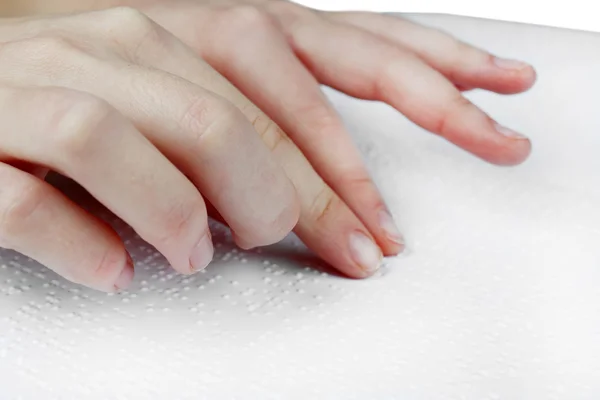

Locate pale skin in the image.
[0,0,537,292]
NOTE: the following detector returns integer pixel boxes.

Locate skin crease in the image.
[0,1,537,292]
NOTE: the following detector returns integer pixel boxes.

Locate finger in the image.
[278,14,532,166]
[326,12,537,95]
[117,6,385,277]
[104,65,300,250]
[191,6,404,255]
[0,27,299,253]
[74,8,299,249]
[0,162,134,292]
[0,84,213,275]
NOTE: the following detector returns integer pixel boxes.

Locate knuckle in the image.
[373,55,405,100]
[149,199,206,248]
[249,113,288,152]
[2,35,81,64]
[104,6,154,32]
[309,185,338,224]
[70,245,125,289]
[23,35,75,55]
[339,167,372,184]
[226,5,272,27]
[340,172,376,192]
[296,101,341,133]
[179,95,215,138]
[191,98,246,149]
[90,248,123,288]
[264,1,313,33]
[265,0,307,18]
[445,37,476,73]
[0,179,47,246]
[49,92,115,162]
[0,36,96,84]
[221,5,275,36]
[102,7,160,54]
[435,94,473,136]
[434,29,462,54]
[212,6,280,55]
[449,38,472,60]
[261,191,300,245]
[339,171,386,207]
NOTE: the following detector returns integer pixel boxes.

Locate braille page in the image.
[1,14,599,400]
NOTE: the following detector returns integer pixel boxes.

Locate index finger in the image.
[124,17,385,277]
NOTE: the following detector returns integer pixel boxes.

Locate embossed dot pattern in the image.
[1,15,600,400]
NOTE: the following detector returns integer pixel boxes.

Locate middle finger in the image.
[113,7,386,277]
[196,5,405,255]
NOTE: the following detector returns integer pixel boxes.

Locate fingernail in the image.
[378,210,405,247]
[189,231,214,272]
[349,231,382,275]
[115,253,134,291]
[232,232,254,250]
[494,122,529,140]
[493,57,529,70]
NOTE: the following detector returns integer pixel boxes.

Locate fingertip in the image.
[483,123,533,166]
[456,56,537,95]
[522,64,538,87]
[376,209,407,256]
[348,230,383,277]
[230,204,297,250]
[497,142,532,166]
[232,231,255,250]
[488,56,538,94]
[189,231,214,273]
[113,253,135,292]
[380,240,406,257]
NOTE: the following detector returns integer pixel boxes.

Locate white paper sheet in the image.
[1,14,599,400]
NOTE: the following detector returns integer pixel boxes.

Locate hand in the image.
[1,7,393,292]
[44,0,536,254]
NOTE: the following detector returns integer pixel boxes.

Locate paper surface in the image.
[1,14,599,400]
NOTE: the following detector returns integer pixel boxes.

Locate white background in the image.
[294,0,600,33]
[2,4,600,400]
